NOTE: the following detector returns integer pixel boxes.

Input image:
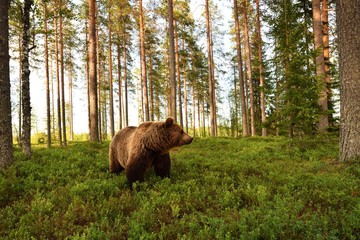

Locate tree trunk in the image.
[242,0,256,136]
[123,32,129,127]
[149,52,154,121]
[88,0,99,141]
[256,0,267,136]
[59,0,67,146]
[54,4,62,146]
[18,36,22,145]
[21,0,34,157]
[205,0,216,136]
[337,0,360,162]
[108,8,115,138]
[117,41,123,130]
[139,0,149,121]
[322,0,332,125]
[68,56,74,141]
[312,0,328,132]
[183,54,188,133]
[174,19,183,127]
[97,27,102,141]
[168,0,177,121]
[43,2,51,147]
[0,0,14,168]
[233,0,249,137]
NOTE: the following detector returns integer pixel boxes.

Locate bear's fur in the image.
[109,117,193,184]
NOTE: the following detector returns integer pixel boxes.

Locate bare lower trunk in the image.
[233,0,248,137]
[44,2,51,147]
[337,0,360,161]
[312,0,328,132]
[88,0,99,141]
[59,0,67,146]
[242,0,255,136]
[0,0,14,168]
[21,0,34,157]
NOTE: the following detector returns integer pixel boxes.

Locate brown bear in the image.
[109,117,193,184]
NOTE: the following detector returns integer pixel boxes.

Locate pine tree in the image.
[0,0,13,168]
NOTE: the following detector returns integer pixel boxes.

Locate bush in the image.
[0,135,359,239]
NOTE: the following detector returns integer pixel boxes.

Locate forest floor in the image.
[1,134,359,239]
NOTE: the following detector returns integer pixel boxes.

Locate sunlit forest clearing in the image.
[1,135,359,239]
[1,0,360,239]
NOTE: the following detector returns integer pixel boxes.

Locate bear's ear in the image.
[164,117,174,128]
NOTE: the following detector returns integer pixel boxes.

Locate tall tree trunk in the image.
[21,0,34,157]
[256,0,267,136]
[97,27,102,141]
[192,87,196,137]
[337,0,360,161]
[123,32,128,127]
[43,2,51,147]
[312,0,328,132]
[108,8,115,138]
[54,5,62,146]
[85,21,91,138]
[174,19,183,127]
[0,0,14,168]
[88,0,99,141]
[322,0,332,125]
[242,0,256,136]
[139,0,149,121]
[205,0,216,136]
[50,58,55,137]
[59,0,67,146]
[168,0,177,121]
[68,56,74,141]
[233,0,248,137]
[149,52,154,121]
[18,35,22,144]
[117,41,123,130]
[183,52,188,133]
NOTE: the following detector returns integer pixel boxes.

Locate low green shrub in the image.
[0,134,359,239]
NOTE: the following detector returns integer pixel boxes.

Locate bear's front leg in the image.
[125,159,148,185]
[153,153,171,178]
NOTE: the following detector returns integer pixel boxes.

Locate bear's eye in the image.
[180,130,184,134]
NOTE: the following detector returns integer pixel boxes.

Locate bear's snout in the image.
[182,134,193,145]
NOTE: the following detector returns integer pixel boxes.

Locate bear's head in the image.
[163,117,193,149]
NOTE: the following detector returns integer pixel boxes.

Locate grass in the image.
[1,134,359,239]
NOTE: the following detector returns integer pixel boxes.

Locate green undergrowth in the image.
[1,134,359,239]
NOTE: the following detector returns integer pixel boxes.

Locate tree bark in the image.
[256,0,267,136]
[0,0,14,168]
[117,41,123,130]
[312,0,328,132]
[21,0,34,157]
[233,0,248,137]
[123,32,129,127]
[168,0,177,121]
[43,1,51,147]
[242,0,256,136]
[54,4,62,146]
[322,0,332,125]
[68,53,74,141]
[205,0,216,136]
[108,7,115,138]
[174,19,183,127]
[59,0,67,146]
[337,0,360,161]
[88,0,99,141]
[139,0,149,121]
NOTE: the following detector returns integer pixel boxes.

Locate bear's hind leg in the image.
[109,149,125,174]
[153,153,171,178]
